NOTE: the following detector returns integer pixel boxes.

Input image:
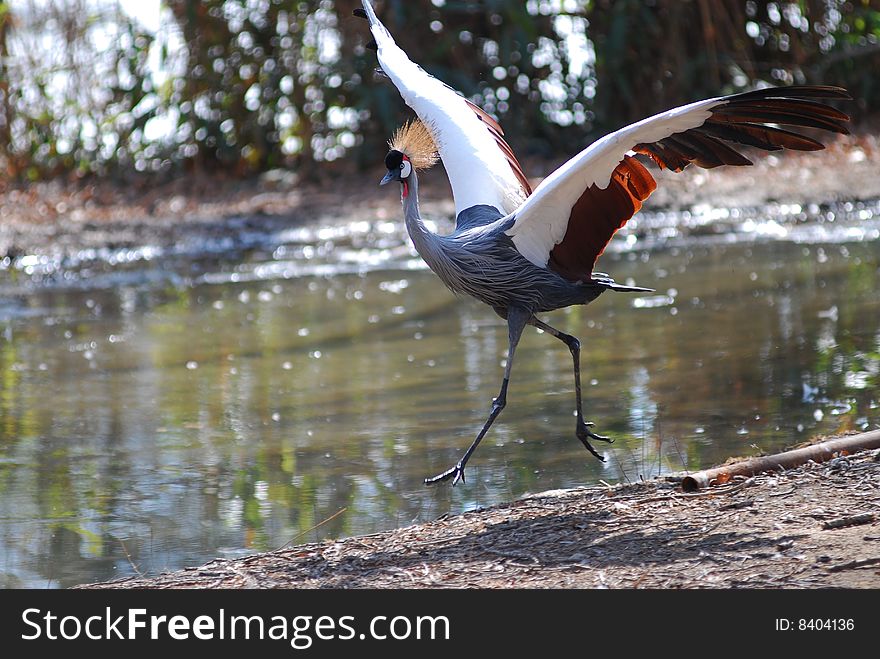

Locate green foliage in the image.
[0,0,156,180]
[0,0,878,182]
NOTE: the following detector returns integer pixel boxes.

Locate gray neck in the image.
[401,171,436,259]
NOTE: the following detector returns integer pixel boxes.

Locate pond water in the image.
[1,198,879,587]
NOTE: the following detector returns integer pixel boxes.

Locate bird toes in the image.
[578,420,613,444]
[576,421,613,462]
[424,463,466,486]
[577,438,606,462]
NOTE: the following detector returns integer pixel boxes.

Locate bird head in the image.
[380,149,412,191]
[380,120,439,199]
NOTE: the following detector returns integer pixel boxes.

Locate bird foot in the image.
[424,463,467,486]
[576,420,612,462]
[577,420,613,444]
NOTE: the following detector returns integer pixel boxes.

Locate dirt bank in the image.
[81,445,880,589]
[2,133,879,260]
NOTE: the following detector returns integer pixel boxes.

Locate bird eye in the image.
[399,160,412,178]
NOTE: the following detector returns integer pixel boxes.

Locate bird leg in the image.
[530,317,612,462]
[425,307,530,486]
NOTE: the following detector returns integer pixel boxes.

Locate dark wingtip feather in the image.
[726,98,851,122]
[730,85,852,102]
[701,121,826,152]
[634,84,848,177]
[712,106,850,134]
[366,38,378,51]
[796,85,852,100]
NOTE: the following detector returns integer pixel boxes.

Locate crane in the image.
[356,1,851,486]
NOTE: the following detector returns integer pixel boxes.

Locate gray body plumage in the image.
[402,175,614,316]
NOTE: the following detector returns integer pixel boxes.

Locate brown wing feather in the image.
[548,156,656,281]
[547,85,849,282]
[465,99,533,196]
[635,142,692,171]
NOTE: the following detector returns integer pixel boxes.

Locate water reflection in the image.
[0,201,879,587]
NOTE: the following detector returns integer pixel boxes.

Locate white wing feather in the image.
[360,1,526,215]
[506,97,726,268]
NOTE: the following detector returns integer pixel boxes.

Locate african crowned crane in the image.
[356,1,850,486]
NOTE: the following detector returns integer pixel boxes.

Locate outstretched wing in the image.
[506,86,851,279]
[357,1,530,218]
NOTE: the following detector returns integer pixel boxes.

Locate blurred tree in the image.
[588,0,880,130]
[163,0,371,177]
[741,0,880,117]
[0,0,877,182]
[0,2,13,177]
[0,0,155,180]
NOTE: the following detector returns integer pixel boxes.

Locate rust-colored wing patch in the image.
[548,156,656,281]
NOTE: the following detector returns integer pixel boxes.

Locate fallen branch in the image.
[822,513,876,530]
[681,430,880,492]
[719,499,755,511]
[827,557,880,573]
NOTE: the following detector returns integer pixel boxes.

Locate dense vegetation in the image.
[1,0,878,181]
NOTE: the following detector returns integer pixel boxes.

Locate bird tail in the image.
[591,274,653,293]
[606,283,655,293]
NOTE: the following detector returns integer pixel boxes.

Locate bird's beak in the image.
[379,170,396,186]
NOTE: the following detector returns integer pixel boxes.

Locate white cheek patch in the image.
[400,160,412,178]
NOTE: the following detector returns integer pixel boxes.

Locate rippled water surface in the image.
[1,198,879,587]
